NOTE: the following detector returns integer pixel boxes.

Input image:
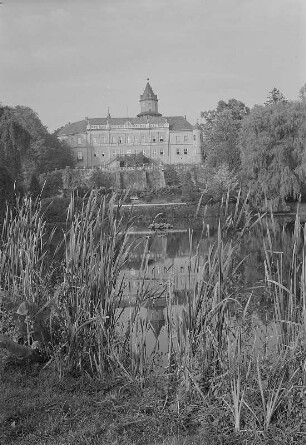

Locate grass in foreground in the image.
[1,354,305,445]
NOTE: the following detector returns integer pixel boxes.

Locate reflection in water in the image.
[147,306,165,339]
[120,215,303,344]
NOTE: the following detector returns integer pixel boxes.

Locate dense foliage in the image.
[239,99,306,209]
[199,86,306,209]
[0,104,74,191]
[201,99,249,171]
[0,107,31,183]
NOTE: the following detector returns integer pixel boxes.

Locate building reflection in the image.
[118,229,215,337]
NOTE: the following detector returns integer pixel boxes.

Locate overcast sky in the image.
[1,0,305,131]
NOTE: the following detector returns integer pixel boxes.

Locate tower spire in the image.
[137,79,161,117]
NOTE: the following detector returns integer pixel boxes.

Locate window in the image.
[77,152,83,161]
[119,136,123,144]
[93,153,97,157]
[101,136,105,143]
[184,148,188,155]
[113,150,117,157]
[127,136,132,144]
[134,136,139,144]
[176,148,180,155]
[101,152,105,157]
[152,135,156,143]
[78,137,82,145]
[193,135,196,141]
[176,135,180,143]
[160,149,164,155]
[112,136,117,143]
[159,134,164,142]
[152,149,157,156]
[184,136,188,142]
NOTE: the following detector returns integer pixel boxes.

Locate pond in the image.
[116,209,302,361]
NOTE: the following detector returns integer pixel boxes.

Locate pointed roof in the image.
[140,79,158,102]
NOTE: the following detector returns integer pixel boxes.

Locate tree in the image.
[0,106,31,183]
[4,105,75,176]
[239,99,306,210]
[299,83,306,101]
[208,164,239,201]
[12,106,48,140]
[35,134,74,174]
[265,88,287,106]
[201,99,249,171]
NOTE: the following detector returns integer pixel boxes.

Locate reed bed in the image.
[1,190,306,440]
[0,196,47,305]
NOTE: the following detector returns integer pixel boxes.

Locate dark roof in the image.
[140,82,158,101]
[57,120,87,136]
[57,115,193,136]
[193,122,202,130]
[166,116,193,131]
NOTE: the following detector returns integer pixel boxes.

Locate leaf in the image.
[16,301,28,316]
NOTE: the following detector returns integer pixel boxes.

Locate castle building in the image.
[57,80,202,167]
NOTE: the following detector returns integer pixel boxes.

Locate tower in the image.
[193,122,203,163]
[137,79,162,117]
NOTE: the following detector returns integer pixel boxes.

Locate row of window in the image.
[75,134,192,145]
[77,147,190,161]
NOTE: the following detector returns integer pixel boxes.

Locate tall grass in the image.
[0,196,49,305]
[1,189,306,437]
[263,209,306,348]
[165,192,258,393]
[58,192,138,375]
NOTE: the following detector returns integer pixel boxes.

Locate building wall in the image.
[65,126,201,168]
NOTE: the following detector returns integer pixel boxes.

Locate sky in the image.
[0,0,305,132]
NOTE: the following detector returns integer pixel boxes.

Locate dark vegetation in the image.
[1,192,306,443]
[201,86,306,210]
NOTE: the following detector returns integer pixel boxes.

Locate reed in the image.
[165,192,257,396]
[58,191,138,375]
[263,208,305,349]
[0,196,49,305]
